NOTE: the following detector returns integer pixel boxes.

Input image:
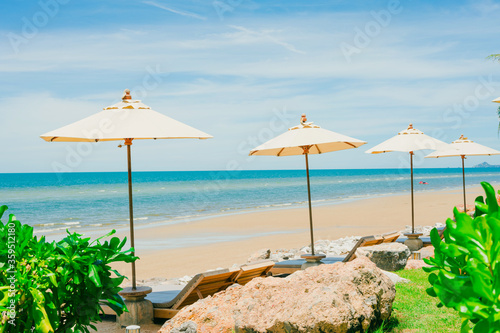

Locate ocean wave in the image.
[33,227,66,234]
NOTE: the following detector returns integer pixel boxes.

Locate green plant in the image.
[0,205,138,332]
[488,54,500,62]
[424,182,500,333]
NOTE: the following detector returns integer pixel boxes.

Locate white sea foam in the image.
[34,227,66,234]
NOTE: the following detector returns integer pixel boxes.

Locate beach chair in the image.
[150,261,274,319]
[146,268,240,319]
[100,268,239,319]
[235,261,275,285]
[269,235,384,276]
[396,226,446,246]
[382,231,400,243]
[99,261,275,320]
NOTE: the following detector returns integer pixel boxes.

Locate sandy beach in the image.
[109,185,484,282]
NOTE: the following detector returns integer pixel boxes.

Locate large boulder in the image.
[159,257,395,333]
[381,270,410,284]
[419,246,434,259]
[355,243,411,271]
[170,321,197,333]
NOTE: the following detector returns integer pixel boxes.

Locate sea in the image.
[0,169,499,239]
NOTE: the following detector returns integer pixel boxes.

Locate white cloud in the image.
[142,1,207,20]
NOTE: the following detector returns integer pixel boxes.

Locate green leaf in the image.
[0,205,8,219]
[481,182,499,215]
[426,287,437,297]
[472,319,489,333]
[91,229,116,245]
[475,196,488,218]
[460,319,472,333]
[88,264,103,287]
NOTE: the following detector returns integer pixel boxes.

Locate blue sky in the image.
[1,0,500,173]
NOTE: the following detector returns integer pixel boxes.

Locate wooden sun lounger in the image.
[396,226,446,246]
[269,234,384,276]
[236,261,274,285]
[101,261,274,320]
[382,231,400,243]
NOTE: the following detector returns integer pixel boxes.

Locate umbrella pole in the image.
[462,155,466,211]
[305,153,315,255]
[125,139,137,290]
[410,152,415,234]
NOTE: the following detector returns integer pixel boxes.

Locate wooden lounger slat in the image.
[363,240,383,246]
[100,305,115,316]
[100,262,275,321]
[382,231,400,243]
[154,308,179,319]
[172,274,206,310]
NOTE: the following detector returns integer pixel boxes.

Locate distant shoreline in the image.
[0,166,490,174]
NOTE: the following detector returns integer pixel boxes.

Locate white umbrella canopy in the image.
[365,124,446,234]
[249,123,366,157]
[40,89,212,290]
[425,135,500,210]
[41,98,212,142]
[493,97,500,103]
[250,115,367,256]
[365,124,447,154]
[426,135,500,158]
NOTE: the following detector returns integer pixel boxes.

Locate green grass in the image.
[374,269,463,333]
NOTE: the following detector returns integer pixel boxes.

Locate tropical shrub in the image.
[0,205,138,332]
[488,54,500,62]
[424,182,500,333]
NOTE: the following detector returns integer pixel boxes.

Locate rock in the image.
[178,275,193,286]
[382,270,410,284]
[270,248,304,261]
[356,243,411,271]
[299,236,361,257]
[401,223,446,237]
[247,248,271,263]
[405,259,432,270]
[170,321,197,333]
[420,246,435,259]
[159,256,395,333]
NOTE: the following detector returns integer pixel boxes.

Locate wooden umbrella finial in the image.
[122,89,132,100]
[301,114,307,125]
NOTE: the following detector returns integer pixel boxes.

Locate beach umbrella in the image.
[40,89,212,290]
[425,135,500,210]
[493,97,500,103]
[365,124,446,234]
[249,114,366,256]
